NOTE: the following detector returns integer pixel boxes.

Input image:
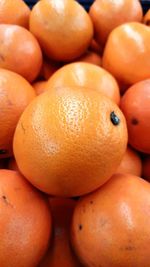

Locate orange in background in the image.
[0,24,42,82]
[116,146,142,176]
[0,0,30,28]
[39,198,83,267]
[0,69,35,158]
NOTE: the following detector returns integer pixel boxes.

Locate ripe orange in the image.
[89,0,143,46]
[39,198,82,267]
[76,51,101,66]
[29,0,93,61]
[120,79,150,154]
[142,156,150,181]
[46,63,120,105]
[0,69,35,158]
[0,169,52,267]
[33,81,48,95]
[40,58,61,80]
[0,24,42,82]
[13,86,127,197]
[143,9,150,26]
[103,22,150,85]
[8,158,19,172]
[116,146,142,176]
[0,0,30,28]
[71,173,150,267]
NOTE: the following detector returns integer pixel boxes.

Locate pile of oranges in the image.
[0,0,150,266]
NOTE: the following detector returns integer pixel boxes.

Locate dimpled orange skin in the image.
[13,86,127,197]
[46,63,120,105]
[116,146,142,176]
[0,24,42,82]
[120,79,150,154]
[0,69,35,159]
[40,198,83,267]
[33,81,48,95]
[103,22,150,85]
[71,173,150,267]
[29,0,93,62]
[0,0,30,29]
[142,156,150,181]
[76,51,102,66]
[0,169,52,267]
[89,0,143,46]
[143,9,150,26]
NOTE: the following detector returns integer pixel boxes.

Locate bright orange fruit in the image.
[71,173,150,267]
[0,169,52,267]
[13,86,127,197]
[29,0,93,61]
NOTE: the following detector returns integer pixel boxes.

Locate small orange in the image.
[71,173,150,267]
[40,58,61,80]
[0,24,42,82]
[33,81,48,95]
[8,158,19,172]
[76,51,101,66]
[120,79,150,154]
[46,62,120,105]
[0,0,30,28]
[40,198,82,267]
[143,9,150,26]
[29,0,93,61]
[13,86,127,197]
[116,146,142,176]
[0,169,52,267]
[103,22,150,85]
[0,69,35,158]
[89,0,143,46]
[142,156,150,181]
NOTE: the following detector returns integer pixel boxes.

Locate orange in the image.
[33,81,48,95]
[13,86,127,197]
[120,79,150,154]
[0,0,30,28]
[89,0,143,46]
[39,198,82,267]
[40,58,61,80]
[0,169,52,267]
[142,156,150,181]
[8,158,19,172]
[116,146,142,176]
[76,51,101,66]
[0,69,35,158]
[143,9,150,26]
[46,63,120,105]
[71,173,150,267]
[29,0,93,61]
[103,22,150,85]
[0,24,42,82]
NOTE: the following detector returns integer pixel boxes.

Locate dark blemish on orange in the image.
[0,54,5,61]
[110,111,120,126]
[21,123,26,134]
[90,200,93,204]
[131,118,139,125]
[79,224,83,230]
[0,149,7,155]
